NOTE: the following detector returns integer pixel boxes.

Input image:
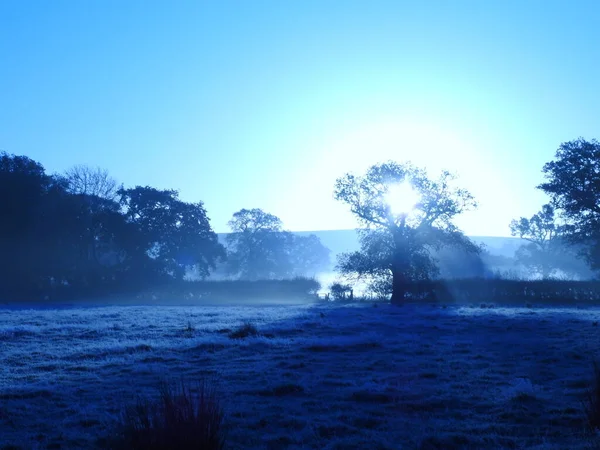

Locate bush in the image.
[376,278,600,306]
[152,277,322,303]
[330,282,353,301]
[113,380,226,450]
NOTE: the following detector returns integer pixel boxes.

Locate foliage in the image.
[288,234,331,276]
[0,152,224,300]
[386,278,600,305]
[537,138,600,271]
[114,380,226,450]
[509,203,591,278]
[225,208,330,279]
[329,282,353,301]
[126,277,321,304]
[510,204,561,249]
[119,186,225,281]
[334,161,478,303]
[0,153,85,296]
[225,208,292,279]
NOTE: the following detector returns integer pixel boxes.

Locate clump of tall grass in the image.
[113,380,226,450]
[228,322,259,339]
[183,321,195,337]
[583,361,600,431]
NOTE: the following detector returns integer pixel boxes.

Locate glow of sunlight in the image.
[285,115,510,233]
[384,181,420,216]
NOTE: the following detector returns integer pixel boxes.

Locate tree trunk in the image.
[390,231,410,305]
[390,267,407,305]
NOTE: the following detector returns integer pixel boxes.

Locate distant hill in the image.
[217,229,525,259]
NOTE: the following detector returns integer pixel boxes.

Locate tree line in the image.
[0,154,330,300]
[2,137,598,303]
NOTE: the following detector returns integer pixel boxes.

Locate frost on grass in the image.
[2,303,600,448]
[228,322,259,339]
[583,361,600,432]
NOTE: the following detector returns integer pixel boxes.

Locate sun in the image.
[384,181,420,216]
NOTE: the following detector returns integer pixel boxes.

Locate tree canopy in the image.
[509,203,591,279]
[0,152,224,300]
[334,161,478,303]
[225,208,330,280]
[537,138,600,270]
[119,186,225,280]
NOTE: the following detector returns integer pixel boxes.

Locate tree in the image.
[0,153,92,295]
[510,204,592,279]
[65,165,120,201]
[0,154,225,298]
[288,234,331,276]
[225,208,293,280]
[119,186,225,281]
[334,161,478,304]
[510,204,562,278]
[537,138,600,271]
[62,165,127,286]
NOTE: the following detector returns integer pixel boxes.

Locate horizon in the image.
[2,1,599,236]
[216,228,520,239]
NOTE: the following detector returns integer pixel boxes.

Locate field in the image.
[2,301,600,449]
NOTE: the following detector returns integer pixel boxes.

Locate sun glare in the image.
[385,181,420,216]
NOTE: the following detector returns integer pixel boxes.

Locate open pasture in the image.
[2,302,600,449]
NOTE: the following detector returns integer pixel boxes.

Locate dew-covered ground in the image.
[2,302,600,449]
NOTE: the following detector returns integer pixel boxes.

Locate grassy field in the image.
[2,302,600,449]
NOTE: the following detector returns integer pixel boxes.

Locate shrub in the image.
[113,380,226,450]
[329,282,353,301]
[384,278,600,306]
[184,277,321,301]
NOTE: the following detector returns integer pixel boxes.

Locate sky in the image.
[1,0,599,236]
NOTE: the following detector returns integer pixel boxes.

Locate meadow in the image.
[2,300,600,449]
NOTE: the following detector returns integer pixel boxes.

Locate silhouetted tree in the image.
[510,204,563,278]
[65,165,121,201]
[119,186,224,281]
[511,204,592,279]
[537,138,600,271]
[334,161,478,304]
[61,166,128,287]
[0,153,227,299]
[64,165,122,231]
[225,208,293,280]
[288,234,331,276]
[0,153,87,296]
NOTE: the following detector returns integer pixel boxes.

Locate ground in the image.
[1,302,600,449]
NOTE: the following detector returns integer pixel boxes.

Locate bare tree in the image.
[64,165,120,201]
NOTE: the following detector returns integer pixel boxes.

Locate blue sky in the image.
[1,0,598,236]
